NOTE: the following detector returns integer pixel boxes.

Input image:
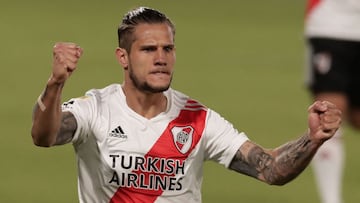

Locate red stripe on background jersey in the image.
[109,100,207,203]
[305,0,322,18]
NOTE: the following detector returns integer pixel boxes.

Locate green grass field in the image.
[1,0,359,202]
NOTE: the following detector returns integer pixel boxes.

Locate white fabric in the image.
[62,84,249,203]
[305,0,360,41]
[312,129,344,203]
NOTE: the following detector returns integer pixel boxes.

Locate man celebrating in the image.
[31,7,342,203]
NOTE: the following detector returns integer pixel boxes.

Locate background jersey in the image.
[62,84,249,203]
[305,0,360,40]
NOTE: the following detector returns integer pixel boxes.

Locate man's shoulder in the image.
[168,88,207,111]
[86,83,122,98]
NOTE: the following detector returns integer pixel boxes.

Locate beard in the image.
[129,68,172,93]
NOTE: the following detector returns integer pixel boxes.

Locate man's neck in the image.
[122,85,168,119]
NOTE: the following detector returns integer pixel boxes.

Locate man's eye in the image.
[164,46,173,52]
[142,47,156,52]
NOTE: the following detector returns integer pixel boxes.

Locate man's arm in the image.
[31,42,83,147]
[31,79,78,147]
[229,135,319,185]
[55,111,77,145]
[229,101,342,185]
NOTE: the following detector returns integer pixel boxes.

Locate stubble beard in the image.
[129,68,172,93]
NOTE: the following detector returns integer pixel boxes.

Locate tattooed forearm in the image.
[55,112,77,145]
[230,144,274,180]
[230,134,320,185]
[275,134,313,167]
[270,134,317,184]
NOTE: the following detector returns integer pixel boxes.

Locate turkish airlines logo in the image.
[171,126,194,154]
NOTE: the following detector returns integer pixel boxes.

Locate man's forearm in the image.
[230,133,323,186]
[31,80,64,147]
[268,133,322,185]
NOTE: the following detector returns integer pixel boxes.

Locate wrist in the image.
[305,128,325,145]
[37,93,47,111]
[47,74,66,88]
[38,76,64,105]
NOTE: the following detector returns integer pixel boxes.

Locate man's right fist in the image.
[51,42,83,84]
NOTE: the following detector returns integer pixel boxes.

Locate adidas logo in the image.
[109,126,128,139]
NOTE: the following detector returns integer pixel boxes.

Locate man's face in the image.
[127,23,176,93]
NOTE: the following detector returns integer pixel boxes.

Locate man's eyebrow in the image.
[139,44,174,49]
[139,45,157,49]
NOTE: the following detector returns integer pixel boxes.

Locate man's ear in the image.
[115,47,129,69]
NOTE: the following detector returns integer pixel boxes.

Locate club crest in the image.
[314,52,332,74]
[171,126,194,154]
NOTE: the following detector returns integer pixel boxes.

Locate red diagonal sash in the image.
[109,101,207,203]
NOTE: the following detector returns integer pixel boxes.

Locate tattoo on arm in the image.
[229,135,317,185]
[55,112,77,145]
[229,143,274,181]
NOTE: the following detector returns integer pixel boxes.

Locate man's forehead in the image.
[134,23,172,34]
[133,23,174,44]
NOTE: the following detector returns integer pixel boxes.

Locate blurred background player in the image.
[304,0,360,203]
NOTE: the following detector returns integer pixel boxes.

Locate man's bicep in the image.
[55,111,77,145]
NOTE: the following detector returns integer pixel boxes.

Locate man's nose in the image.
[154,49,166,65]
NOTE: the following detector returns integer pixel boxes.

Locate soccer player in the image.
[305,1,360,203]
[31,7,342,203]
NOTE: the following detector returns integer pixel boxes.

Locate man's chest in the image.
[93,111,205,192]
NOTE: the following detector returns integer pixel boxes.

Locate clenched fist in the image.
[308,101,342,142]
[50,42,83,84]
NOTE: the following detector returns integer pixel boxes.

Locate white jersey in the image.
[62,84,248,203]
[305,0,360,41]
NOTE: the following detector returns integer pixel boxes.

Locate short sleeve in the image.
[203,109,249,168]
[61,94,96,145]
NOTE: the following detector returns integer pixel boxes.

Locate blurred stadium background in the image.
[1,0,359,202]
